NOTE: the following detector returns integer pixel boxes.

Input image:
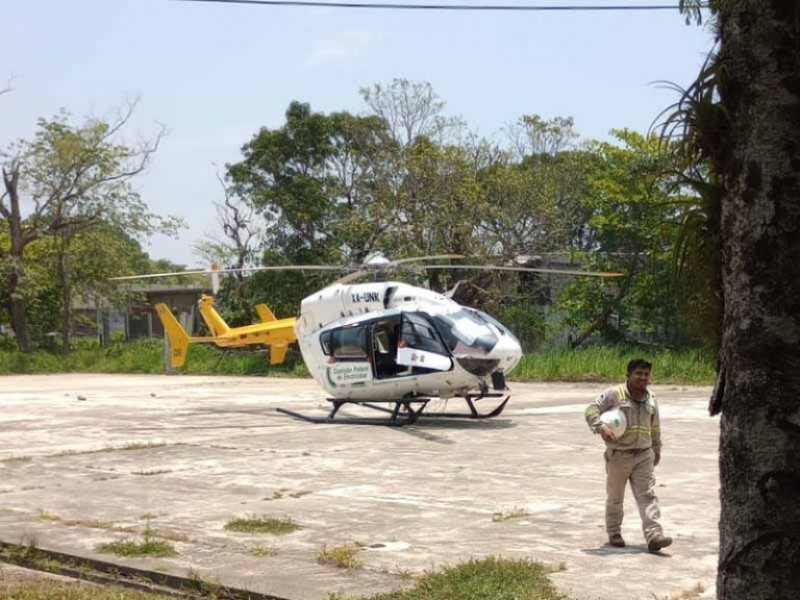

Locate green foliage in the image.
[497,305,547,352]
[0,581,176,600]
[656,48,725,352]
[553,130,691,347]
[97,537,177,558]
[316,543,363,570]
[227,101,394,264]
[390,138,485,258]
[491,507,530,522]
[0,340,711,383]
[1,106,184,351]
[215,250,329,326]
[210,83,722,351]
[366,556,566,600]
[1,80,726,358]
[224,100,401,317]
[510,346,714,384]
[478,116,592,257]
[0,338,308,376]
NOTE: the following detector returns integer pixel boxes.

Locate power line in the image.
[173,0,706,12]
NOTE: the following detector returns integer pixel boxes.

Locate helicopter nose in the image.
[490,333,523,374]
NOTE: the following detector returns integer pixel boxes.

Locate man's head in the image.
[626,358,652,395]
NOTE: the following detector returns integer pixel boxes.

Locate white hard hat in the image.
[600,407,627,438]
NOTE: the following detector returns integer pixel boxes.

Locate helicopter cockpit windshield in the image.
[465,307,521,348]
[430,309,499,357]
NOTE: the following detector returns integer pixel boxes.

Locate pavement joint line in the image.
[0,540,292,600]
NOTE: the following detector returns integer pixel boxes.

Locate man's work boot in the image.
[608,533,625,547]
[647,533,673,552]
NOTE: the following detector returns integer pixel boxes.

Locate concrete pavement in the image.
[0,374,719,599]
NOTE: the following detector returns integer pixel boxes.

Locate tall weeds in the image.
[1,339,713,384]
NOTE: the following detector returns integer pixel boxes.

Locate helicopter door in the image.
[397,312,453,372]
[320,324,373,386]
[370,317,405,379]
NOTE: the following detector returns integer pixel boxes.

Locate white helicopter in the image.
[114,254,620,425]
[290,277,524,424]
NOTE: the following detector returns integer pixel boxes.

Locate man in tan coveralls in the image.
[585,358,673,552]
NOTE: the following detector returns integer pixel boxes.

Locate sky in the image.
[1,0,715,268]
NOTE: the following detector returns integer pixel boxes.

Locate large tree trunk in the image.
[2,169,34,353]
[716,1,800,598]
[58,249,72,354]
[7,272,33,353]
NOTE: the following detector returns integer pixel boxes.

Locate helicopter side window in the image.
[320,326,369,361]
[400,313,448,356]
[396,312,453,373]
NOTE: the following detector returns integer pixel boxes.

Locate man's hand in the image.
[653,450,661,467]
[599,424,617,443]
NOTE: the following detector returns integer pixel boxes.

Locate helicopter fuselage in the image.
[295,282,522,400]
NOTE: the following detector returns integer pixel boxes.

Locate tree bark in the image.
[2,168,33,352]
[58,245,73,354]
[7,276,33,353]
[716,1,800,598]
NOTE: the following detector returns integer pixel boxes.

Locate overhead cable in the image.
[174,0,708,12]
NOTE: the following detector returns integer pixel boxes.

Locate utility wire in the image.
[174,0,707,12]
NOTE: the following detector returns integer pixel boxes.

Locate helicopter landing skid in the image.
[275,392,509,426]
[276,398,429,426]
[425,392,510,420]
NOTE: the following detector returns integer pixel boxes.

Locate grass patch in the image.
[0,541,180,599]
[0,580,178,600]
[0,338,309,377]
[316,543,363,570]
[66,519,118,530]
[31,511,186,543]
[251,544,276,557]
[184,568,224,596]
[510,346,715,384]
[365,556,566,600]
[37,514,118,531]
[97,521,177,558]
[97,536,177,558]
[1,455,33,463]
[36,511,62,522]
[52,442,169,458]
[661,583,706,600]
[224,515,302,535]
[131,469,172,476]
[492,507,530,522]
[0,340,712,384]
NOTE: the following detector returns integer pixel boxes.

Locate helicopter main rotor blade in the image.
[110,265,355,282]
[420,265,625,277]
[111,271,215,281]
[389,254,465,266]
